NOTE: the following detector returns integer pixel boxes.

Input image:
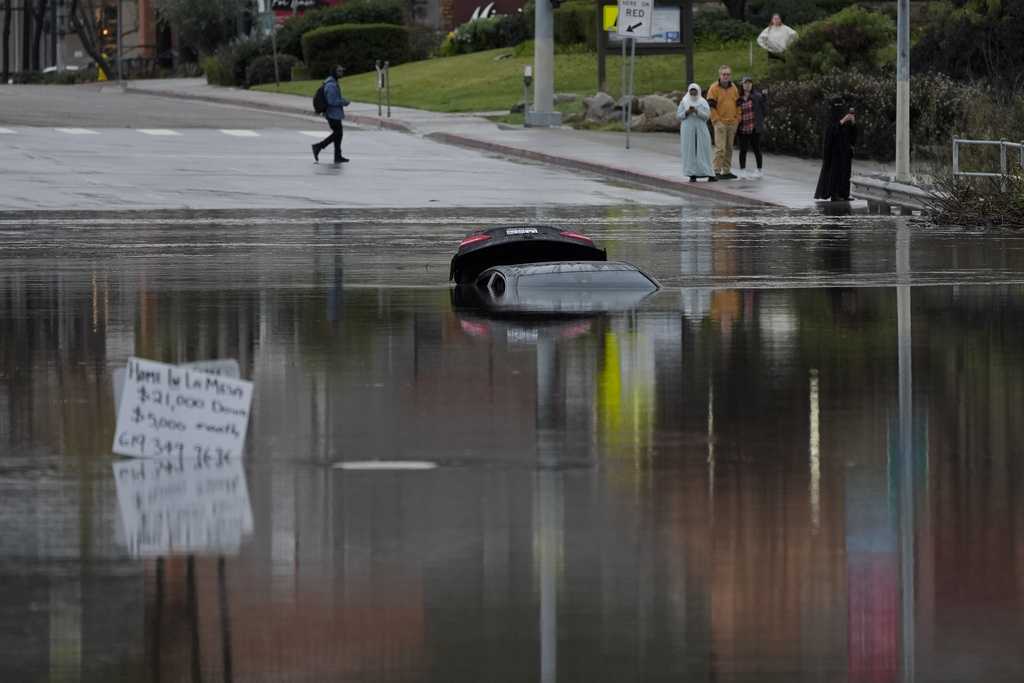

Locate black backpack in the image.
[313,84,327,114]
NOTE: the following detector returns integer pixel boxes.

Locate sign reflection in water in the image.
[113,451,254,558]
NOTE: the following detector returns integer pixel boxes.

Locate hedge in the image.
[554,1,596,47]
[277,0,406,58]
[762,70,988,163]
[245,54,299,87]
[302,23,411,79]
[440,13,531,56]
[768,6,895,81]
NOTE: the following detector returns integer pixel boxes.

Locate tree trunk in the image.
[31,0,48,71]
[722,0,746,21]
[68,0,111,77]
[2,0,12,81]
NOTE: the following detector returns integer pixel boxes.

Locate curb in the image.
[127,85,413,133]
[424,132,781,208]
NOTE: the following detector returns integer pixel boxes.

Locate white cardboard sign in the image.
[113,357,253,460]
[617,0,654,38]
[113,450,254,558]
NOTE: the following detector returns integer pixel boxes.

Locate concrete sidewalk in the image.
[129,78,894,209]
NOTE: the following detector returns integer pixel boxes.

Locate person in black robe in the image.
[814,99,858,201]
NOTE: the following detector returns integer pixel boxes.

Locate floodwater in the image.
[3,206,1024,682]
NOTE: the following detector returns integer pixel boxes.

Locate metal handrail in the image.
[952,138,1024,178]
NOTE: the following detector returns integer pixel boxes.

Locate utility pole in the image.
[895,0,910,182]
[526,0,561,127]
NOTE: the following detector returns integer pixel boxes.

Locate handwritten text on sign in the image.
[113,357,253,459]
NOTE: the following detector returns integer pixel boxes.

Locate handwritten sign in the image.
[113,450,254,558]
[113,359,240,413]
[113,357,253,460]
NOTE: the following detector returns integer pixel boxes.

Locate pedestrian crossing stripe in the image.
[220,129,259,137]
[0,128,14,134]
[138,129,181,136]
[55,128,99,135]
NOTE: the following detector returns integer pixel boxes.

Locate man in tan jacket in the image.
[706,65,740,179]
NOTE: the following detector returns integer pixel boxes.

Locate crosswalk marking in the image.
[0,128,14,134]
[55,128,99,135]
[220,129,259,137]
[138,129,181,136]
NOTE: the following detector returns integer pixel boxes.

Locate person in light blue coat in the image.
[677,83,717,183]
[312,65,351,164]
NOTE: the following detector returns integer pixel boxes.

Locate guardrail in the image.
[953,138,1024,179]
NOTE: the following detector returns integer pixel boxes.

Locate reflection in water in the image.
[113,453,254,558]
[3,213,1024,681]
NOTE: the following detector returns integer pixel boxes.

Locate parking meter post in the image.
[376,60,383,119]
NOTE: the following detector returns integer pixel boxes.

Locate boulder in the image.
[640,94,676,119]
[632,111,680,133]
[583,91,617,123]
[554,93,577,104]
[617,95,640,115]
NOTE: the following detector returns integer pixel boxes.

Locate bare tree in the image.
[68,0,111,76]
[2,0,11,81]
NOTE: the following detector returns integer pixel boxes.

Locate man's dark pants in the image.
[316,118,343,161]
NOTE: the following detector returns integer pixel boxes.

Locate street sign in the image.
[617,0,654,38]
[609,6,680,44]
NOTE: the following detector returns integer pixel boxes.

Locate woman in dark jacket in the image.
[736,75,767,177]
[814,98,858,201]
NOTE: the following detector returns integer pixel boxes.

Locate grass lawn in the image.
[254,41,772,115]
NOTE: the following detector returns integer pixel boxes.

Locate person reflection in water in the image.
[814,98,858,201]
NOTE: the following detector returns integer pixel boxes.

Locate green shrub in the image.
[277,0,407,58]
[762,70,984,162]
[769,6,895,80]
[554,0,596,47]
[913,0,1024,86]
[693,10,759,46]
[245,54,299,87]
[440,13,531,56]
[302,23,411,79]
[747,0,837,28]
[200,54,227,85]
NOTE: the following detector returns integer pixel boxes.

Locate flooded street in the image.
[3,206,1024,682]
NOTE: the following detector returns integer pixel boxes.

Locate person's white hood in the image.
[680,83,706,110]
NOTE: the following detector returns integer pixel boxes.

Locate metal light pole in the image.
[895,0,910,182]
[526,0,561,127]
[116,0,124,86]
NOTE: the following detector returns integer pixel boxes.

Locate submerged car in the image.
[450,225,609,285]
[450,225,659,317]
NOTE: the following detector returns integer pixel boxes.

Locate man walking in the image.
[707,65,740,180]
[312,65,351,164]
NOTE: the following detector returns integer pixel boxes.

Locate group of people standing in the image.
[677,13,857,201]
[678,65,766,183]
